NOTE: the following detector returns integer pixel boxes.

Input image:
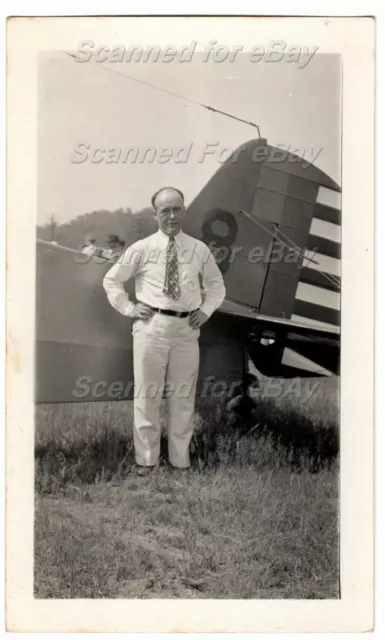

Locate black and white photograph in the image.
[6,14,375,633]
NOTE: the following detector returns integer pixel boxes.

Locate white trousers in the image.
[132,313,200,468]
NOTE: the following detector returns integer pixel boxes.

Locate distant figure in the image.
[102,234,125,261]
[81,236,97,256]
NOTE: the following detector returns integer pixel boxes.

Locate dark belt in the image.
[149,306,198,318]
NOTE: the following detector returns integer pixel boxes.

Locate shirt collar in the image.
[157,228,184,247]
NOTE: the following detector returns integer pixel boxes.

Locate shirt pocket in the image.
[180,271,199,294]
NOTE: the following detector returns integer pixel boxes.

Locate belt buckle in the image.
[175,311,183,318]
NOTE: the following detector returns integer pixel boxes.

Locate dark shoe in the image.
[135,465,156,476]
[169,464,190,473]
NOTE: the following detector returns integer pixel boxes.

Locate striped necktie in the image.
[163,236,181,300]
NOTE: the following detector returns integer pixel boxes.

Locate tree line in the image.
[36,207,158,250]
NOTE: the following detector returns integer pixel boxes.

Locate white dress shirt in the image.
[103,229,226,318]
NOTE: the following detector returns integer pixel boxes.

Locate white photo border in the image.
[5,13,375,634]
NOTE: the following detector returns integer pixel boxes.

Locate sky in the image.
[38,51,342,225]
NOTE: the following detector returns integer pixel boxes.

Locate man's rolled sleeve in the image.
[103,243,142,316]
[199,247,226,318]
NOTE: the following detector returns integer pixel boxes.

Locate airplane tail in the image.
[184,138,341,376]
[184,138,341,323]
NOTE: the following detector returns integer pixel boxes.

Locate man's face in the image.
[153,189,185,236]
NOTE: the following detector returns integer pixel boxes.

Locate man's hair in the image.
[151,186,184,209]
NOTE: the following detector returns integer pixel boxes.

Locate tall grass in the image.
[34,376,339,599]
[35,377,339,489]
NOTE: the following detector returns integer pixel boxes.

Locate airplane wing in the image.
[35,240,247,403]
[219,297,339,342]
[218,297,340,377]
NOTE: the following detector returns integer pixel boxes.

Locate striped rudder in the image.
[292,186,341,330]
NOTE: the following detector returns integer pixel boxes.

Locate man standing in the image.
[103,234,125,261]
[103,187,226,472]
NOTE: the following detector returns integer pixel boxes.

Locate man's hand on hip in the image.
[188,309,208,329]
[131,303,155,320]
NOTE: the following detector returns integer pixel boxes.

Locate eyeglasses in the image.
[157,206,184,217]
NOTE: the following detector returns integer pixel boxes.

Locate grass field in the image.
[34,376,340,599]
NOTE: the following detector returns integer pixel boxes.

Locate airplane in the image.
[36,136,341,405]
